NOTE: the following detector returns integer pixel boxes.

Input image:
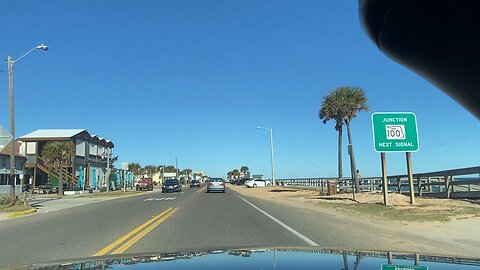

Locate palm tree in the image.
[144,165,158,177]
[184,168,192,179]
[232,169,240,179]
[128,163,142,176]
[319,86,369,192]
[320,91,346,179]
[42,142,75,196]
[163,165,177,173]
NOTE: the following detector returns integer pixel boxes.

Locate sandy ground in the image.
[228,184,480,253]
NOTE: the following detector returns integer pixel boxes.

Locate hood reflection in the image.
[29,248,480,270]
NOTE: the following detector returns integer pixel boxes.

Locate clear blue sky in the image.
[1,1,478,178]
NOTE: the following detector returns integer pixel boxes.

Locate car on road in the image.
[162,179,182,193]
[206,178,225,193]
[190,180,201,188]
[245,179,271,188]
[136,178,154,191]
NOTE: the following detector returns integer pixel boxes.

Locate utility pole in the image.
[123,170,126,193]
[8,56,15,201]
[6,44,48,201]
[269,128,276,187]
[105,149,111,192]
[175,157,178,178]
[257,126,276,187]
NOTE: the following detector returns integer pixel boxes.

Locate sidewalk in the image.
[0,189,160,222]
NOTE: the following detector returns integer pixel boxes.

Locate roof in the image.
[19,129,86,139]
[19,129,114,148]
[0,141,25,158]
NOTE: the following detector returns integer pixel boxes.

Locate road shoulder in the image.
[0,190,160,221]
[227,184,480,257]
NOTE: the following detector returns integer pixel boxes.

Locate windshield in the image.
[0,1,479,269]
[164,180,178,185]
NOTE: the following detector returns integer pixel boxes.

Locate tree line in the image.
[127,163,205,180]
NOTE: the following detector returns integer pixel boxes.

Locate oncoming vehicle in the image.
[206,178,225,193]
[162,179,182,193]
[135,178,153,191]
[245,179,272,188]
[190,179,201,188]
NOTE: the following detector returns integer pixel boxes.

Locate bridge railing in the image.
[271,166,480,198]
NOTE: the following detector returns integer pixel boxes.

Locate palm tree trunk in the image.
[58,163,64,196]
[345,120,360,192]
[338,126,343,178]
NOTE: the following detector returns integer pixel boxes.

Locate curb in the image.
[8,208,38,219]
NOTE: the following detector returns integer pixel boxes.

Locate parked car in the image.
[136,179,154,191]
[245,179,271,188]
[190,180,201,188]
[162,179,182,193]
[206,178,225,193]
[235,178,248,185]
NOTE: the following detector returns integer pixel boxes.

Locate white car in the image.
[245,179,272,188]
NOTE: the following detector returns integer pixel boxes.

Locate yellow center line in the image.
[196,186,206,193]
[112,207,178,254]
[92,207,174,257]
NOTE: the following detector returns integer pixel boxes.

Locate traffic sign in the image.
[372,112,419,152]
[382,264,427,270]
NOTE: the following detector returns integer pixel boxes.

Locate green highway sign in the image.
[382,264,427,270]
[372,112,419,153]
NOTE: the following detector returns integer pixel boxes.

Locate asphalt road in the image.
[0,185,301,268]
[0,184,476,268]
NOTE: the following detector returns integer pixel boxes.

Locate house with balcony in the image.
[18,129,114,189]
[0,141,27,194]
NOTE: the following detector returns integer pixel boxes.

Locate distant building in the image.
[0,141,27,193]
[163,172,177,180]
[19,129,114,189]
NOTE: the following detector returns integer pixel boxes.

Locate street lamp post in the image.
[102,148,111,192]
[257,126,275,186]
[7,44,48,201]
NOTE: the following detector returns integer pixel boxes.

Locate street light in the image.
[7,44,48,200]
[257,126,275,186]
[101,148,112,192]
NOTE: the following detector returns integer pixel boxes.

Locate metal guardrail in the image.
[272,166,480,198]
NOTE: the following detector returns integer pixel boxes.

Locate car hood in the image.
[20,247,480,270]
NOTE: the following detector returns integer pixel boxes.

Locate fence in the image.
[274,166,480,199]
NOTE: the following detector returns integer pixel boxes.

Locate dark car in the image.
[190,180,201,188]
[162,179,182,193]
[235,178,247,185]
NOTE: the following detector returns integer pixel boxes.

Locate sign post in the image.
[122,162,129,193]
[381,152,388,205]
[372,112,419,205]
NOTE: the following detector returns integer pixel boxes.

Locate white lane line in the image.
[239,197,319,247]
[144,197,177,201]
